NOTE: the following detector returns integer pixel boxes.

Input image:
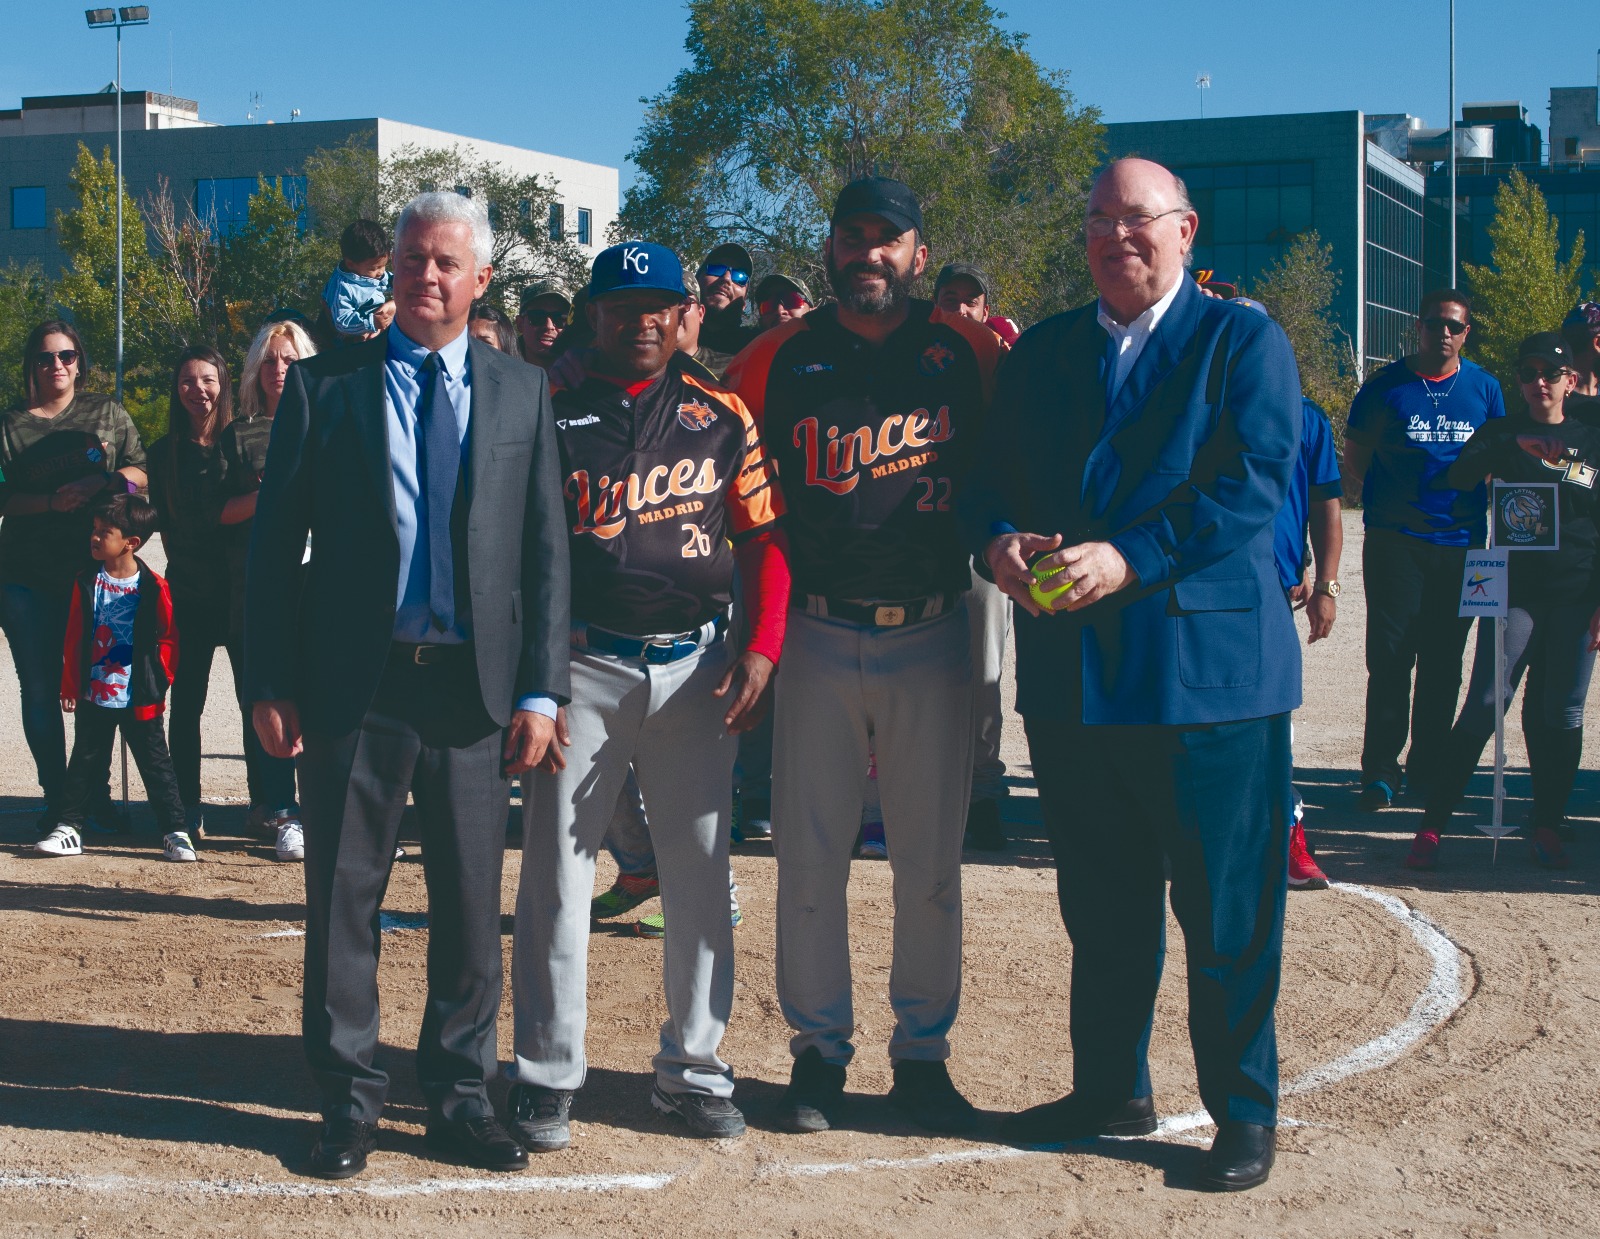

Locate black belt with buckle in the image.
[804,592,964,628]
[390,640,472,667]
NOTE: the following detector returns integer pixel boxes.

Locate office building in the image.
[2,90,618,276]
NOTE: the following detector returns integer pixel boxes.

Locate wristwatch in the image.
[1313,579,1342,598]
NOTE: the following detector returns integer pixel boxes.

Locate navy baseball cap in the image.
[587,242,686,301]
[1563,301,1600,336]
[831,176,923,236]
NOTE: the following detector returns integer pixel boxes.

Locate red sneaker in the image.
[1404,830,1442,871]
[1287,820,1329,890]
[1532,826,1570,870]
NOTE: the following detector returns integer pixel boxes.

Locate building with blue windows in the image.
[1,90,616,274]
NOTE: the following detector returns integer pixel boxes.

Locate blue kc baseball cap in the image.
[588,242,686,301]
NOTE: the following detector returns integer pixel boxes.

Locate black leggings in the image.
[1424,602,1596,832]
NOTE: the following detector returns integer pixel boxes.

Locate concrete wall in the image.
[1550,86,1600,166]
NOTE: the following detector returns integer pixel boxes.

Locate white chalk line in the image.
[256,912,428,940]
[0,881,1468,1200]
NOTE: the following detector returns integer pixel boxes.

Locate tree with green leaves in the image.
[1464,170,1589,398]
[1250,231,1359,449]
[616,0,1103,324]
[378,144,591,310]
[0,261,58,411]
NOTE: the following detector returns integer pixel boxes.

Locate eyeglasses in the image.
[759,292,809,313]
[33,349,79,368]
[1420,316,1469,335]
[522,310,568,327]
[1084,209,1186,239]
[1516,364,1570,384]
[702,264,750,286]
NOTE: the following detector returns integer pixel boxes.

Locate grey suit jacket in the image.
[243,334,571,737]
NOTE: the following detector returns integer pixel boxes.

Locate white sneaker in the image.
[163,831,198,863]
[34,824,83,857]
[274,817,306,862]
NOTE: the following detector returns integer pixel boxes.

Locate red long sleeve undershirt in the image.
[734,526,790,666]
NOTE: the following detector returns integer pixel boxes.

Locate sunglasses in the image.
[1420,316,1469,335]
[1516,364,1570,384]
[522,309,568,326]
[759,292,809,313]
[33,349,80,368]
[702,264,750,286]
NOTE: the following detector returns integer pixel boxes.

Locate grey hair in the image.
[394,191,494,269]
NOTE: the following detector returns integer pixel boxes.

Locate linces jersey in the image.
[728,300,999,600]
[553,353,782,635]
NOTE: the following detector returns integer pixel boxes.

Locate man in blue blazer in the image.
[961,158,1302,1191]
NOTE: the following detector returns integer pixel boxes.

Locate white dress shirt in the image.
[1096,274,1185,405]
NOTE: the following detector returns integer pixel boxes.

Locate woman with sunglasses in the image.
[0,321,147,832]
[1405,333,1600,871]
[146,345,236,842]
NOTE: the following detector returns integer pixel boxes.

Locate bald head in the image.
[1085,157,1198,324]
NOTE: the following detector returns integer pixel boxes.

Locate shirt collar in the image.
[1096,273,1185,336]
[386,322,471,380]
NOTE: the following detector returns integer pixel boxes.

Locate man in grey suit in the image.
[246,191,571,1179]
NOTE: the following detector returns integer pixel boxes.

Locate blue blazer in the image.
[961,277,1303,725]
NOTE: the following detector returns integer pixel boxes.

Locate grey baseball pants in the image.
[512,631,738,1098]
[967,567,1010,802]
[772,605,974,1066]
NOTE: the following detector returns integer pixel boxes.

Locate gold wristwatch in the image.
[1313,579,1342,598]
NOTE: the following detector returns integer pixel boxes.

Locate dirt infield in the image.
[2,513,1598,1237]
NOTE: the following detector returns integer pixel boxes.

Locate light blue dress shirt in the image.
[384,324,555,720]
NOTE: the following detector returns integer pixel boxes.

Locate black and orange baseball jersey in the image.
[727,300,1000,601]
[553,352,783,635]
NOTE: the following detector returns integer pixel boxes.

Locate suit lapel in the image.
[347,339,398,535]
[1102,277,1200,437]
[466,337,501,514]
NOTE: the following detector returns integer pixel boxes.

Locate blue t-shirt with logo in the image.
[1274,399,1344,590]
[1346,358,1505,545]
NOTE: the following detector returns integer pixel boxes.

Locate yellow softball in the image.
[1029,560,1074,609]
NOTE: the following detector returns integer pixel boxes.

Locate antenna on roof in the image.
[245,90,262,123]
[1196,73,1212,120]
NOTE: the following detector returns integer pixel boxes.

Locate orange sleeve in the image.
[682,374,785,541]
[724,317,807,432]
[60,585,83,702]
[930,307,1003,404]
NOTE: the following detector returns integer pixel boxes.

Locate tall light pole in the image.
[85,7,150,405]
[1448,0,1456,287]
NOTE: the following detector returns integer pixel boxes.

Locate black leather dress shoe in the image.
[999,1093,1158,1143]
[1201,1121,1275,1191]
[425,1114,530,1172]
[309,1117,378,1180]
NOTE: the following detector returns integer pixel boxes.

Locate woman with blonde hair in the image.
[220,317,317,859]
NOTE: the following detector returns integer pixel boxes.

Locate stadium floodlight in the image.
[85,4,152,404]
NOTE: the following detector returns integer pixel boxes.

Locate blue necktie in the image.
[417,352,460,633]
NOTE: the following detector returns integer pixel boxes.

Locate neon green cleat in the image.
[634,907,742,938]
[590,873,660,920]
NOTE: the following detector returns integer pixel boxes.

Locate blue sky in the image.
[4,1,1596,188]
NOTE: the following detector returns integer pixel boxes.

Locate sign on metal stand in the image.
[1458,482,1561,861]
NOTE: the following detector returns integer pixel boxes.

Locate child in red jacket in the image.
[36,493,191,861]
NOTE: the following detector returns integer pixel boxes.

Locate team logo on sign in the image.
[1496,485,1554,546]
[917,341,957,376]
[677,399,718,431]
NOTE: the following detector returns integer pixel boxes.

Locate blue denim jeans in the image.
[0,581,72,803]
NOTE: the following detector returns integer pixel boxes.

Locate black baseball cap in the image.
[933,263,989,297]
[1517,332,1573,369]
[700,242,753,275]
[831,176,923,236]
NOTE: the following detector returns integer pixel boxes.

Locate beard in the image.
[826,251,918,316]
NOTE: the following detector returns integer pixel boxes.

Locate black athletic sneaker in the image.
[650,1086,746,1139]
[887,1059,979,1133]
[775,1046,846,1133]
[505,1083,574,1152]
[964,798,1006,851]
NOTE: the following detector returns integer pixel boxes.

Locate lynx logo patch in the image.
[677,399,718,432]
